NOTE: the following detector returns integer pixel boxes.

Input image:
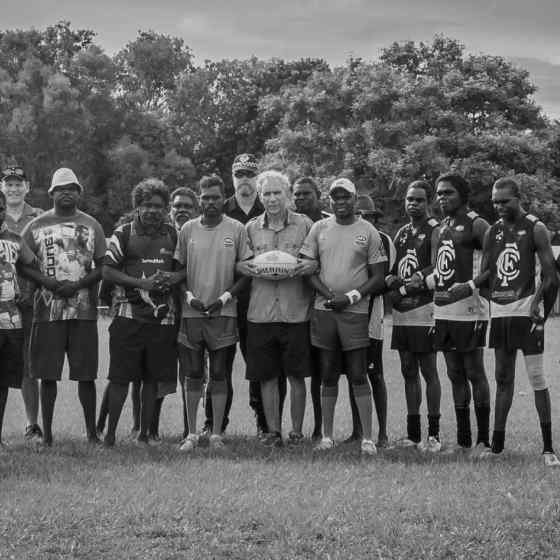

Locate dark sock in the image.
[475,405,490,446]
[150,397,163,437]
[0,388,8,441]
[407,414,421,443]
[78,381,97,439]
[540,422,553,454]
[455,407,472,448]
[491,430,505,454]
[427,414,440,440]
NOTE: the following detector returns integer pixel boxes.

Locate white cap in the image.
[329,178,356,196]
[48,168,83,194]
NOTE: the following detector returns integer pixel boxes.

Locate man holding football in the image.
[300,178,387,455]
[238,171,317,446]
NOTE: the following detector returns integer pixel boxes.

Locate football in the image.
[251,250,299,280]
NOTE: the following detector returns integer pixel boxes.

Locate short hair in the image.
[256,170,290,195]
[0,191,5,205]
[131,178,169,208]
[407,180,433,201]
[292,176,320,196]
[171,187,198,206]
[199,175,225,196]
[435,172,470,203]
[492,177,520,198]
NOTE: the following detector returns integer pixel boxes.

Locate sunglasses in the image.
[2,167,25,178]
[234,170,256,179]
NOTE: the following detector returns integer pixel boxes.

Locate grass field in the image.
[2,317,560,559]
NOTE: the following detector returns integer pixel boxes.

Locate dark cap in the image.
[232,153,258,173]
[1,166,27,181]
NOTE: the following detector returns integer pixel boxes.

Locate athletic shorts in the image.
[108,317,177,384]
[30,320,98,381]
[0,329,24,388]
[434,319,487,352]
[310,310,369,352]
[178,317,237,352]
[246,321,310,382]
[391,325,435,353]
[489,317,543,355]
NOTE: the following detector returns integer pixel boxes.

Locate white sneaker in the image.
[361,439,377,456]
[418,436,441,453]
[209,434,225,451]
[543,452,560,467]
[179,434,199,453]
[313,437,335,452]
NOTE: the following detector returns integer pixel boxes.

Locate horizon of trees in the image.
[1,21,560,233]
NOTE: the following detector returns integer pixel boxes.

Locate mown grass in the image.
[1,318,560,559]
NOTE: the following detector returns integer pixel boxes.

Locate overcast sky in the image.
[3,0,560,116]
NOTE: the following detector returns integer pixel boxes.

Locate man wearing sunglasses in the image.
[1,166,44,444]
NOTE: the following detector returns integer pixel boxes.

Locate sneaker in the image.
[179,434,199,453]
[470,442,490,458]
[313,437,335,452]
[395,437,419,449]
[418,436,442,453]
[287,431,304,446]
[25,424,43,442]
[543,452,560,467]
[261,432,283,448]
[209,434,225,451]
[361,439,377,456]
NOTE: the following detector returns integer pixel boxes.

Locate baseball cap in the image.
[329,178,356,196]
[48,167,83,194]
[356,194,383,217]
[232,153,258,174]
[1,166,27,181]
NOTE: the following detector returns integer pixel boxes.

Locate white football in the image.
[251,250,299,280]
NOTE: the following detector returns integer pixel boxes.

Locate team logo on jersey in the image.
[398,249,419,280]
[496,242,520,287]
[435,240,455,286]
[354,235,368,247]
[223,237,234,248]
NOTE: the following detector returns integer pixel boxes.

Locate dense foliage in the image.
[1,23,559,232]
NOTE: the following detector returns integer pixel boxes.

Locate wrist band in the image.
[186,291,195,305]
[218,291,232,305]
[467,280,476,292]
[399,286,408,296]
[425,274,436,290]
[345,289,362,305]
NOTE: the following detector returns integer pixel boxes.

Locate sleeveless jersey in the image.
[391,218,438,326]
[433,210,489,322]
[486,214,539,318]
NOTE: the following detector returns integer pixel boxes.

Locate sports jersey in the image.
[551,230,560,268]
[486,214,540,318]
[245,210,313,323]
[300,215,387,315]
[391,218,438,327]
[105,217,177,324]
[433,209,488,322]
[22,210,106,322]
[0,224,36,329]
[174,215,252,318]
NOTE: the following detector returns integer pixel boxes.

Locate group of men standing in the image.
[0,156,559,465]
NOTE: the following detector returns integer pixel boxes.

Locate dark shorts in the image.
[310,310,369,352]
[434,319,487,352]
[246,322,310,382]
[21,307,33,379]
[391,325,435,353]
[489,317,543,355]
[178,317,238,351]
[30,320,98,381]
[108,317,177,384]
[0,329,24,388]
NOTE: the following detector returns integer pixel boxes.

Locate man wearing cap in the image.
[300,178,387,455]
[21,168,106,446]
[292,176,329,440]
[202,154,271,438]
[345,193,394,448]
[238,171,317,447]
[420,172,491,454]
[0,165,44,442]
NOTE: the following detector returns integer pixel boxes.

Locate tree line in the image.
[1,21,560,233]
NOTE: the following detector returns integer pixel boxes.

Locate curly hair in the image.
[131,178,170,209]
